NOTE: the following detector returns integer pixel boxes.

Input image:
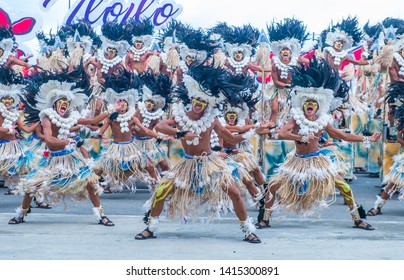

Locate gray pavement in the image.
[0,174,404,260]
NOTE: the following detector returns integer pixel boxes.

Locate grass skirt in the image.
[226,150,260,173]
[383,152,404,201]
[16,147,101,204]
[0,139,34,178]
[133,136,171,167]
[97,140,149,192]
[153,152,236,221]
[269,150,338,217]
[320,146,351,177]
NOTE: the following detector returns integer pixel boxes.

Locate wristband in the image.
[176,130,188,139]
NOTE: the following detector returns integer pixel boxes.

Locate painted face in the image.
[106,47,118,59]
[280,48,291,61]
[0,48,4,58]
[185,55,195,66]
[303,100,319,116]
[144,100,155,111]
[55,98,70,116]
[191,98,208,114]
[1,97,14,109]
[333,40,344,51]
[233,51,244,62]
[118,99,128,112]
[134,40,144,50]
[225,112,238,125]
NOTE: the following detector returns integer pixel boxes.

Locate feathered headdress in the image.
[382,17,404,40]
[393,35,404,52]
[386,82,404,130]
[22,69,90,123]
[100,21,130,57]
[222,24,259,59]
[363,21,382,42]
[222,72,258,122]
[139,72,173,110]
[0,66,24,107]
[177,63,246,107]
[177,26,212,65]
[126,18,154,47]
[103,70,140,107]
[0,26,15,61]
[290,56,342,116]
[63,19,101,54]
[267,18,308,56]
[322,16,362,50]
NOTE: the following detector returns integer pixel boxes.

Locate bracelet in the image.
[176,130,188,139]
[300,135,309,143]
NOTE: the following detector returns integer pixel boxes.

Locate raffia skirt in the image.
[16,147,101,204]
[382,152,404,201]
[151,152,238,221]
[0,139,34,179]
[225,148,260,173]
[133,136,171,167]
[97,140,150,192]
[269,150,338,217]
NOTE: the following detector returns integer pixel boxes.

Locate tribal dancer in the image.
[125,18,155,75]
[85,21,129,116]
[62,20,101,72]
[220,74,267,201]
[367,82,404,216]
[135,64,270,243]
[0,67,37,195]
[95,71,164,192]
[135,72,173,174]
[0,26,31,70]
[256,58,381,230]
[266,18,310,126]
[8,70,117,226]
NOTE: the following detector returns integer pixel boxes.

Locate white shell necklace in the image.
[130,46,148,61]
[97,49,122,73]
[227,56,250,74]
[40,108,81,140]
[0,50,11,66]
[116,107,136,133]
[273,56,298,79]
[325,47,347,66]
[138,102,163,128]
[172,103,218,146]
[291,108,331,136]
[393,52,404,76]
[0,103,19,129]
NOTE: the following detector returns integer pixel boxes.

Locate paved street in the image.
[0,174,404,260]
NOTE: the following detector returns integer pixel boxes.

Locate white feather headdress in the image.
[0,38,13,55]
[290,86,334,116]
[141,85,166,109]
[393,35,404,52]
[325,28,353,50]
[100,36,130,57]
[104,88,139,107]
[35,80,88,111]
[0,84,24,107]
[131,35,153,48]
[224,43,252,59]
[183,74,225,105]
[271,38,301,58]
